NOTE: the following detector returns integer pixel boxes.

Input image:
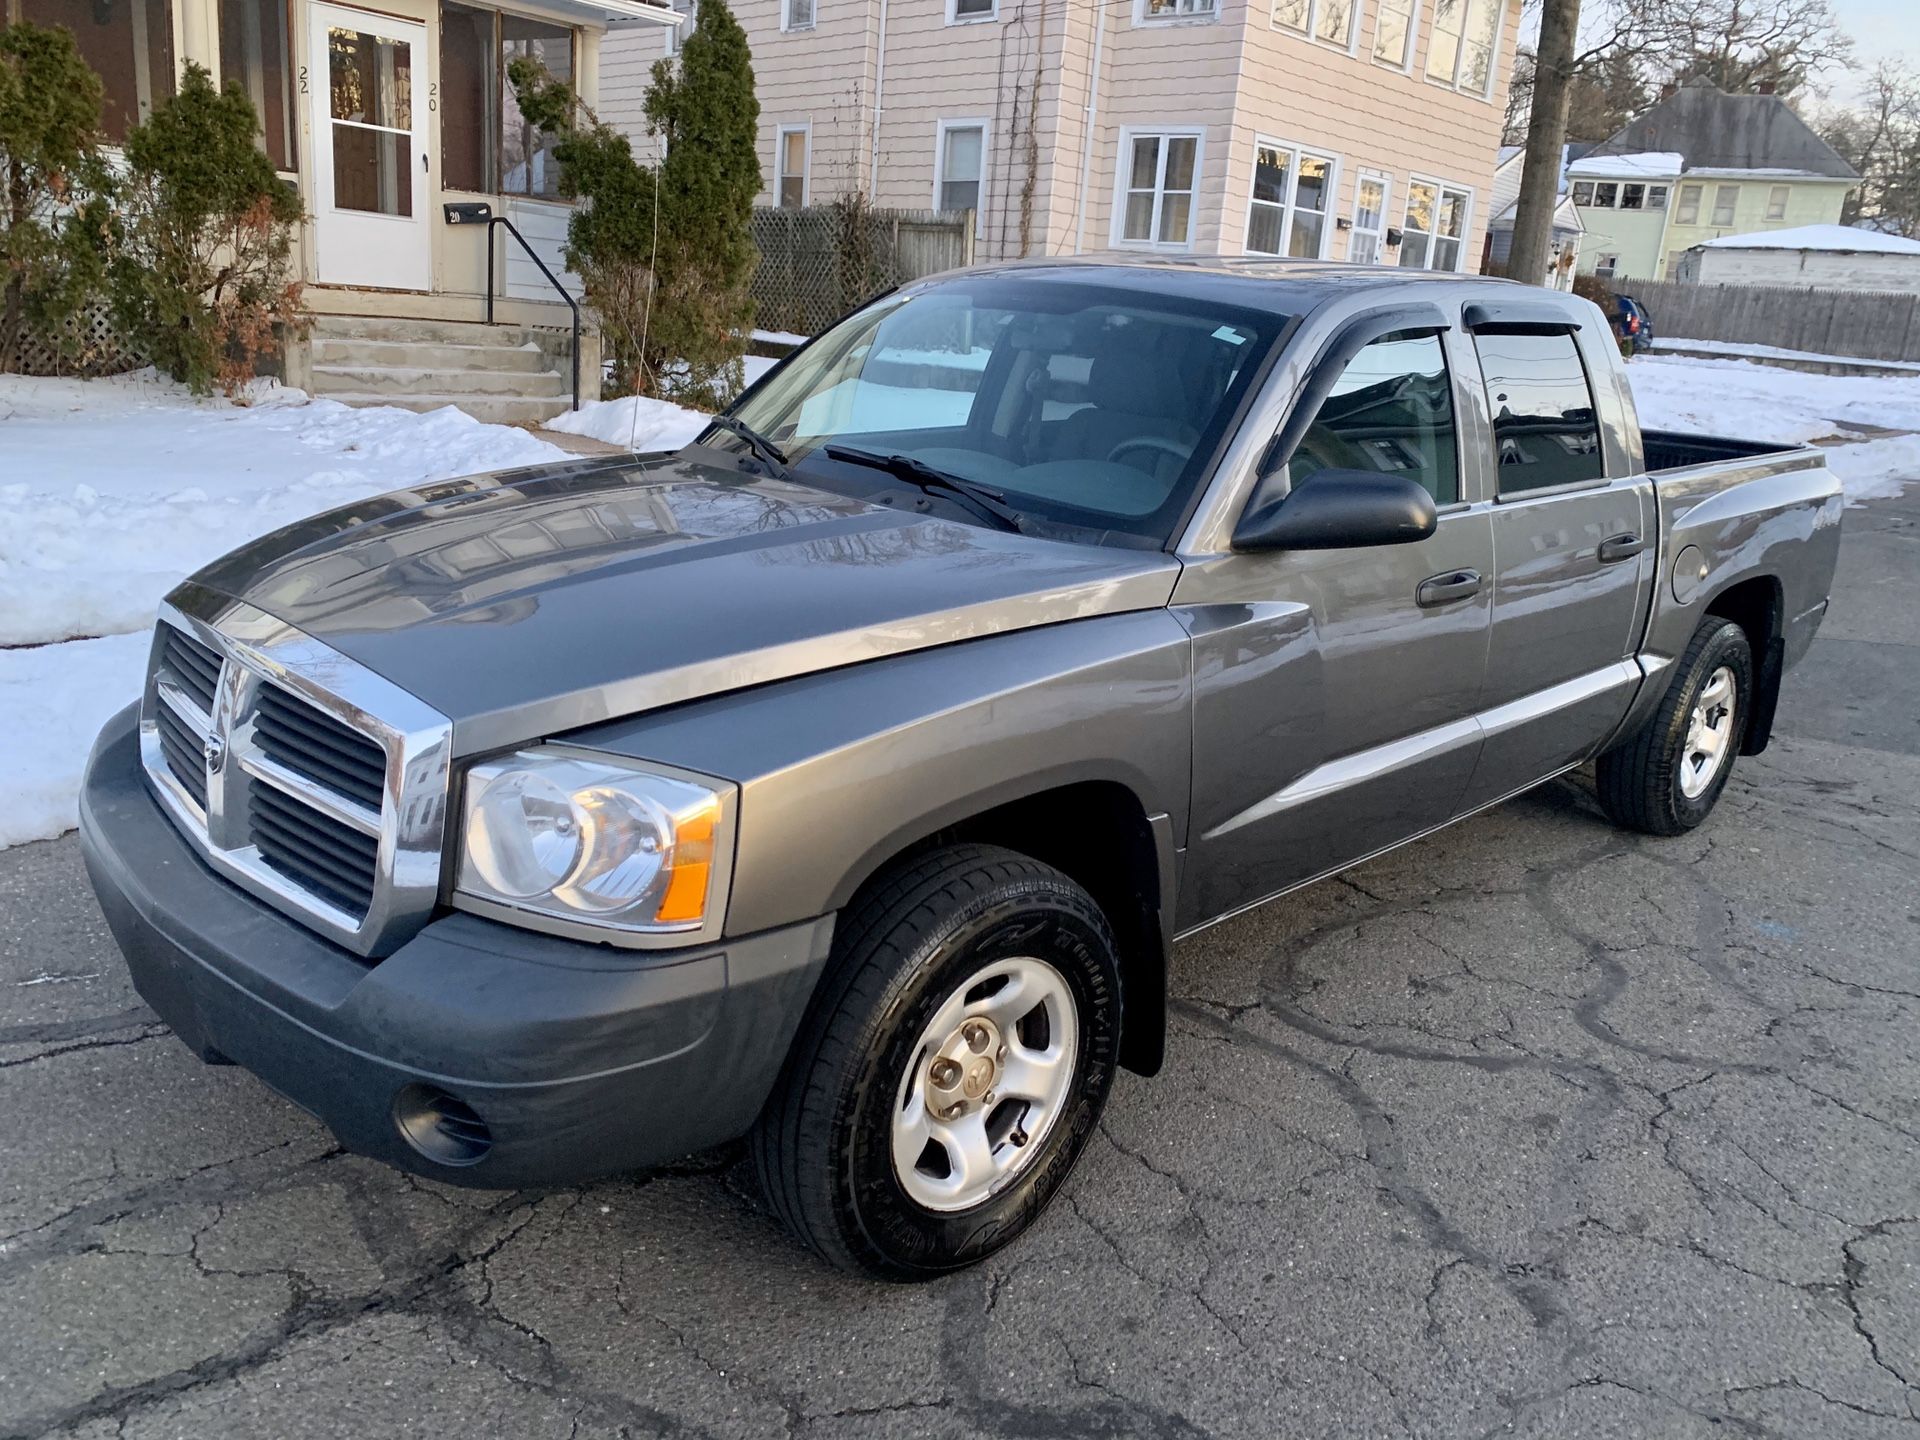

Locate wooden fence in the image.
[1607,279,1920,363]
[751,206,975,338]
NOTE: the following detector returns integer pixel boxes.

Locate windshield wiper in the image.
[703,414,790,478]
[823,445,1025,534]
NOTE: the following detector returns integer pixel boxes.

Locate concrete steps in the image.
[306,315,575,425]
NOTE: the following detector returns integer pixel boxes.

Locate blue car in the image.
[1616,293,1654,354]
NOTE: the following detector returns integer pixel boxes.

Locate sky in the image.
[1828,0,1918,100]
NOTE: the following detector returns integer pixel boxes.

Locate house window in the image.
[1647,184,1668,209]
[1116,129,1200,248]
[1711,184,1739,226]
[1571,181,1595,206]
[500,15,571,199]
[1592,181,1618,208]
[935,120,985,225]
[1139,0,1215,21]
[1426,0,1498,95]
[1399,178,1469,270]
[218,0,296,171]
[1620,183,1645,210]
[1765,184,1790,220]
[1664,248,1688,276]
[1594,254,1618,277]
[1271,0,1356,47]
[1372,0,1417,67]
[440,2,496,192]
[949,0,995,20]
[1349,172,1390,263]
[1477,330,1604,493]
[1675,183,1701,224]
[1245,139,1335,258]
[776,124,809,207]
[18,0,173,143]
[783,0,815,29]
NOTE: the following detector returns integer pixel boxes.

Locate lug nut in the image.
[963,1023,988,1052]
[929,1058,961,1088]
[983,1090,996,1107]
[943,1102,967,1120]
[996,1045,1008,1062]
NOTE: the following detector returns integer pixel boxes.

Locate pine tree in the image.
[0,23,111,373]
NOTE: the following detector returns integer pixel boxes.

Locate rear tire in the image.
[749,844,1121,1280]
[1596,617,1753,836]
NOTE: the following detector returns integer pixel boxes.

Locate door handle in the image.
[1597,532,1646,563]
[1416,569,1482,607]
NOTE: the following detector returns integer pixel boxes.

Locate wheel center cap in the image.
[962,1056,994,1099]
[925,1015,1004,1117]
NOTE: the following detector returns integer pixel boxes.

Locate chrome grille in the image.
[138,598,452,957]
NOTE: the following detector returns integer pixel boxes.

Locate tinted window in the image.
[1289,333,1458,505]
[1475,331,1604,493]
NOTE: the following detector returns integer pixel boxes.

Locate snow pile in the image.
[542,393,714,451]
[2,373,565,647]
[1625,353,1920,502]
[0,633,152,849]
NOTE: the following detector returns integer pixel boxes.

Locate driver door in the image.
[1175,326,1495,928]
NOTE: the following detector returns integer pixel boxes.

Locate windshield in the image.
[726,274,1288,547]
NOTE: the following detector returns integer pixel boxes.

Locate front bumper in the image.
[79,705,834,1189]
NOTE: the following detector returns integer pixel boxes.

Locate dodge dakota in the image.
[80,259,1842,1279]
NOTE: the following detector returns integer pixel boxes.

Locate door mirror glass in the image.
[1233,470,1438,551]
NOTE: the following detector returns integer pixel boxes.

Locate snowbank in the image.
[542,394,714,450]
[1645,338,1920,373]
[1,373,566,647]
[0,632,152,849]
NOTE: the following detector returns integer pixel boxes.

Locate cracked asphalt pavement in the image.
[4,488,1917,1440]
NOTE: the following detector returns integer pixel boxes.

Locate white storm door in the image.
[308,4,431,290]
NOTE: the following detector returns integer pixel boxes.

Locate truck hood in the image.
[192,454,1182,754]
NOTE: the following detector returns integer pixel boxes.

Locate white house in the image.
[1673,224,1920,293]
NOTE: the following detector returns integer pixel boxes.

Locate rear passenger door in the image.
[1462,317,1653,810]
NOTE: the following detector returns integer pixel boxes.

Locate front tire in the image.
[1596,617,1753,836]
[750,844,1121,1280]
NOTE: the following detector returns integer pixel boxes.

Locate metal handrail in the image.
[484,215,581,412]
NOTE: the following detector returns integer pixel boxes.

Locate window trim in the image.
[933,117,989,235]
[1271,0,1361,52]
[1711,183,1739,227]
[1400,172,1473,272]
[1110,125,1206,251]
[1371,0,1420,71]
[1765,183,1790,221]
[1348,169,1392,264]
[780,0,815,33]
[1423,0,1502,100]
[1571,180,1595,206]
[1132,0,1218,27]
[1243,135,1340,260]
[1675,182,1702,225]
[945,0,997,22]
[774,121,811,208]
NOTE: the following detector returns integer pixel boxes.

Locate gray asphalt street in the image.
[3,488,1916,1440]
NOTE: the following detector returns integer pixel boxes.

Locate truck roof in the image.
[931,254,1540,319]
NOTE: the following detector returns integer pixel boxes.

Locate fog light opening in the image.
[393,1083,493,1166]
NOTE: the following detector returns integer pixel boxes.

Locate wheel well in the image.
[1705,576,1784,755]
[912,783,1169,1077]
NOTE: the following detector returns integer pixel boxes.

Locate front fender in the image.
[564,609,1196,939]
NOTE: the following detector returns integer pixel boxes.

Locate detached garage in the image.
[1673,224,1920,292]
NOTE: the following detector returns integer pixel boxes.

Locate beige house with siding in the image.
[603,0,1520,273]
[9,0,681,420]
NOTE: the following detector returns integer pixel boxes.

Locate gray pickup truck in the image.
[81,259,1841,1279]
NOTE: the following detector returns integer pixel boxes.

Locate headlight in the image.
[455,749,730,937]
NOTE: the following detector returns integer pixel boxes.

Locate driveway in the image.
[3,490,1916,1440]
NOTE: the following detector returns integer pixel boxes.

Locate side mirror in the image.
[1232,470,1439,551]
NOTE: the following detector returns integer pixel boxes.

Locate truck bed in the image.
[1642,429,1797,475]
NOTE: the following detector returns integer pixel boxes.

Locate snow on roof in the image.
[1567,151,1684,179]
[1700,224,1920,255]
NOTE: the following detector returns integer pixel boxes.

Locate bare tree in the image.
[1627,0,1852,98]
[1821,58,1920,237]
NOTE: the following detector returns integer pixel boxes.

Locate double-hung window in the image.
[1426,0,1499,96]
[1138,0,1216,21]
[1373,0,1418,67]
[1399,179,1470,271]
[783,0,815,31]
[1115,129,1201,248]
[1244,140,1335,259]
[1711,184,1739,226]
[1675,183,1702,224]
[1571,180,1595,206]
[776,124,809,207]
[936,120,986,228]
[1349,172,1390,264]
[1271,0,1357,48]
[948,0,996,20]
[1765,184,1790,220]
